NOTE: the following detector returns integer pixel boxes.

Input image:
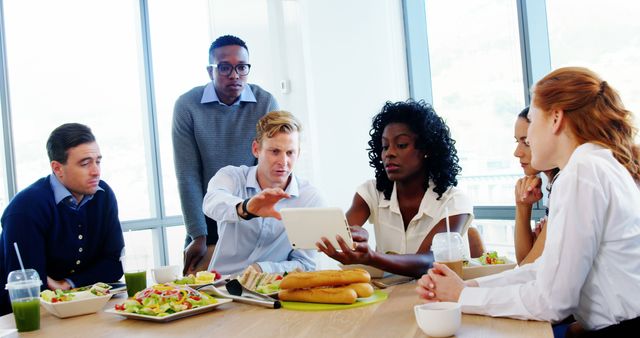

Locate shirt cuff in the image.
[475,272,507,287]
[64,278,76,289]
[256,261,273,273]
[459,284,535,320]
[459,286,498,316]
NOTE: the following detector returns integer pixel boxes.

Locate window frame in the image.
[402,0,551,221]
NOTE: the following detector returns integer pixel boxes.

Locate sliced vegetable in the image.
[113,284,217,317]
[478,251,507,265]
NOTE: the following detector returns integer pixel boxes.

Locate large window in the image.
[147,0,212,218]
[3,0,153,221]
[546,0,640,128]
[0,120,7,211]
[422,0,527,261]
[425,0,525,206]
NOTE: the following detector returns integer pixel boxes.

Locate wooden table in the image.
[0,282,552,338]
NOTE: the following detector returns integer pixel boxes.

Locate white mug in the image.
[414,302,461,337]
[151,265,181,284]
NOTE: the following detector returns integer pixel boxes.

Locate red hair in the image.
[533,67,640,180]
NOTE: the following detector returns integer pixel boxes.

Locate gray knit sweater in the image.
[172,83,279,239]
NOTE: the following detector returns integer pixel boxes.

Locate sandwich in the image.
[238,265,283,294]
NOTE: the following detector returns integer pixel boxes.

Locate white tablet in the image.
[280,207,353,250]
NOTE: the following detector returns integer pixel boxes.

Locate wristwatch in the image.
[238,198,258,220]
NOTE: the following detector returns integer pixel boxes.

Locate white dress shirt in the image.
[203,165,325,275]
[357,180,473,254]
[459,143,640,330]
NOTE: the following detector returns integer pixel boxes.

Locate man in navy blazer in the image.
[0,123,124,315]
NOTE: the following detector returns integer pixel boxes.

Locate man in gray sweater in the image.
[172,35,279,275]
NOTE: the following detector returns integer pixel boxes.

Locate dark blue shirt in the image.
[0,175,124,314]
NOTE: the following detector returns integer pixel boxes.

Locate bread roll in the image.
[278,287,358,304]
[345,282,374,298]
[280,269,371,289]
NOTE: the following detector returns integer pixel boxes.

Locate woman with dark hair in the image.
[513,106,560,265]
[417,67,640,336]
[317,100,473,278]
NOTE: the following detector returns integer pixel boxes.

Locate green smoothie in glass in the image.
[124,270,147,297]
[11,298,40,332]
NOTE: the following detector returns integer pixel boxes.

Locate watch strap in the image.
[241,198,258,220]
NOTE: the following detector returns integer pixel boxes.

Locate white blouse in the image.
[356,180,473,255]
[459,143,640,330]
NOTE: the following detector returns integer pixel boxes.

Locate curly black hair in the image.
[368,100,461,200]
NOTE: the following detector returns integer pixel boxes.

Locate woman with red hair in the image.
[416,67,640,336]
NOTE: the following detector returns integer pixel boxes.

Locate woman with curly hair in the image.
[317,100,473,278]
[417,67,640,336]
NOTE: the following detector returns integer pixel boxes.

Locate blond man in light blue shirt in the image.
[203,111,324,275]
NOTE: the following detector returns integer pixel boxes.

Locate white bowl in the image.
[414,302,461,337]
[151,265,181,284]
[40,291,113,318]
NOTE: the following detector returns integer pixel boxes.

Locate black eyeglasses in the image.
[209,63,251,76]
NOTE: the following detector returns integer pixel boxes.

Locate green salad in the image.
[41,289,74,303]
[478,251,507,265]
[255,280,281,294]
[113,284,216,317]
[40,282,112,303]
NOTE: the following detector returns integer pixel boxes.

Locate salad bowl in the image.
[462,252,516,280]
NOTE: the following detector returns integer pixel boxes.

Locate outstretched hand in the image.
[246,188,291,220]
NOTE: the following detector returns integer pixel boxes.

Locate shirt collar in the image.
[246,166,300,197]
[49,174,103,209]
[380,181,441,218]
[200,82,257,106]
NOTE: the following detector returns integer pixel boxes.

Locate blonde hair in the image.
[532,67,639,180]
[255,110,302,145]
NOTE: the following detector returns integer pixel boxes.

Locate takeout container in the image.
[462,259,516,280]
[40,291,112,318]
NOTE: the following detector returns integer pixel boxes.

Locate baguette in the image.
[280,269,371,289]
[345,282,374,298]
[278,286,358,304]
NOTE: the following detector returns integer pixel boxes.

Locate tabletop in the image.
[0,282,552,338]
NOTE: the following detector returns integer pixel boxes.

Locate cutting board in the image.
[281,290,388,311]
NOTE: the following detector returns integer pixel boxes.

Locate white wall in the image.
[206,0,409,210]
[295,0,409,209]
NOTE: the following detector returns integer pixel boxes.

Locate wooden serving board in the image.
[281,290,388,311]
